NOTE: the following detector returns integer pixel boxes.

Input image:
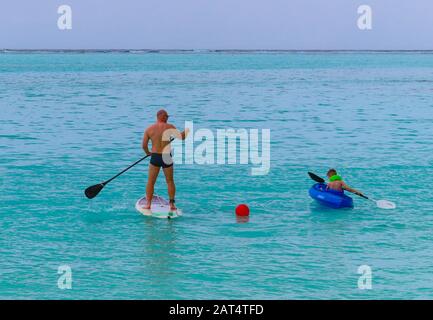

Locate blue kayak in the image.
[309,183,353,209]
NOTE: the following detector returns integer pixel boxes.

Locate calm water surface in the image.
[1,52,433,299]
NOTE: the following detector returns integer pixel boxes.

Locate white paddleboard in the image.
[135,195,182,219]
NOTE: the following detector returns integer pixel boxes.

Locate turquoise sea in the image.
[1,51,433,299]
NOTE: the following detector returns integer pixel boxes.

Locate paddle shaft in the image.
[102,154,150,186]
[102,137,175,186]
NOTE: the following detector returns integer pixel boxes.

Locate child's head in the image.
[327,168,337,178]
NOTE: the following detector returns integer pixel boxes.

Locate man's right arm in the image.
[142,130,151,155]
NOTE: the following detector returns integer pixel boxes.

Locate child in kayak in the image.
[326,169,365,197]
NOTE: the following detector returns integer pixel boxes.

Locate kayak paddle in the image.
[307,172,396,209]
[308,172,325,183]
[85,138,175,199]
[366,198,396,209]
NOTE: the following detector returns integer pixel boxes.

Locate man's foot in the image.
[169,199,177,211]
[143,200,151,210]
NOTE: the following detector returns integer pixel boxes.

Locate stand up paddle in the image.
[84,155,150,199]
[85,138,175,199]
[308,172,396,209]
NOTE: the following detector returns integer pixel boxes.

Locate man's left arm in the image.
[168,124,189,140]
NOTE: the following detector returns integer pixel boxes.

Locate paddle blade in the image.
[84,183,105,199]
[308,172,325,183]
[375,200,396,210]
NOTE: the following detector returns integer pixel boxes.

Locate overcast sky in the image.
[0,0,432,50]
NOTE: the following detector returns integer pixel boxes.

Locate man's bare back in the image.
[143,122,176,154]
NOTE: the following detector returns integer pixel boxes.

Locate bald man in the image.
[142,110,188,211]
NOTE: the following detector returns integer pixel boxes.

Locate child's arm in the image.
[342,181,364,196]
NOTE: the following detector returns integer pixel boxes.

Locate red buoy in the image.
[235,204,250,216]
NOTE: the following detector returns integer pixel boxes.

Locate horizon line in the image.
[2,48,433,53]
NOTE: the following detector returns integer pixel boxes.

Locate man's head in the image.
[157,109,169,123]
[327,168,337,178]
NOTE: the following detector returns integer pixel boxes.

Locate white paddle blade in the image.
[376,200,396,209]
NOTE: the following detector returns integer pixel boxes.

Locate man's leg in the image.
[145,164,160,209]
[162,166,176,210]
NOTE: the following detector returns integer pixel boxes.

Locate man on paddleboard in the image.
[326,168,365,196]
[142,109,188,211]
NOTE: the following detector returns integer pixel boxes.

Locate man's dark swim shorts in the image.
[150,153,173,168]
